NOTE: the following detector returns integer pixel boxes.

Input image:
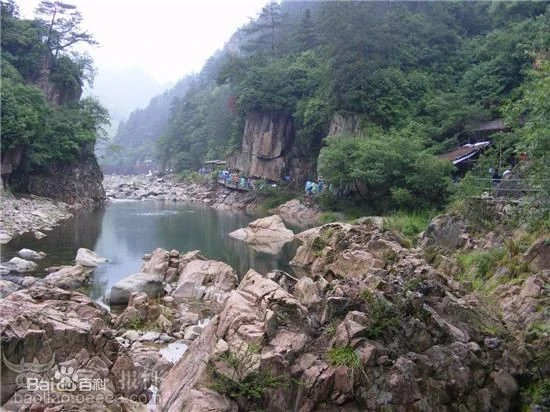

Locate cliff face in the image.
[229,112,317,184]
[328,112,366,137]
[229,112,294,181]
[10,143,105,206]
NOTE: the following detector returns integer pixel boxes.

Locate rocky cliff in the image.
[229,112,316,184]
[10,143,105,206]
[327,112,366,137]
[229,112,294,181]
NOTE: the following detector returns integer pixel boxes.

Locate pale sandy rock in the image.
[75,247,107,267]
[228,215,294,255]
[33,231,47,239]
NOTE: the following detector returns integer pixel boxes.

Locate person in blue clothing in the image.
[318,180,324,193]
[305,180,312,194]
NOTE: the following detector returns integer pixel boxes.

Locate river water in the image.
[1,200,297,302]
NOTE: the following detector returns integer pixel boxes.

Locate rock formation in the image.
[229,112,294,182]
[9,143,105,207]
[0,287,147,410]
[228,215,294,255]
[156,215,548,411]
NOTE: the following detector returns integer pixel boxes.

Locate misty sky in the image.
[17,0,268,85]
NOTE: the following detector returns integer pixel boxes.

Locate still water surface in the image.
[1,200,297,302]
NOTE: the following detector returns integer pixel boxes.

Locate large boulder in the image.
[141,248,206,283]
[523,237,550,272]
[271,199,320,228]
[228,215,294,255]
[5,257,38,273]
[44,264,92,289]
[75,248,107,267]
[18,248,46,260]
[172,259,238,305]
[110,273,164,305]
[0,286,146,409]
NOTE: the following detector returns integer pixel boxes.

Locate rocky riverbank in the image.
[103,174,322,227]
[104,174,261,212]
[0,192,74,244]
[2,198,547,410]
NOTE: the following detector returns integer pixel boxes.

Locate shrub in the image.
[328,346,361,369]
[209,343,288,405]
[360,290,401,339]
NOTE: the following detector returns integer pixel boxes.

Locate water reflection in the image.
[1,200,296,302]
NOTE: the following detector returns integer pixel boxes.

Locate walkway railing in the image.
[217,177,252,191]
[464,177,548,199]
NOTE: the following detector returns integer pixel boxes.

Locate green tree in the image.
[318,128,454,211]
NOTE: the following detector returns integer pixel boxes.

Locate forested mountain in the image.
[1,0,108,204]
[106,1,548,210]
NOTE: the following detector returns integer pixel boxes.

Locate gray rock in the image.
[140,331,161,342]
[228,215,294,255]
[6,257,38,273]
[18,248,46,260]
[33,231,47,239]
[44,265,91,289]
[75,248,107,267]
[110,273,164,305]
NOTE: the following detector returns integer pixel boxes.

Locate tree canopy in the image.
[1,0,108,179]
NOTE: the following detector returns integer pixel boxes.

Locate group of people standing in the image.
[219,170,255,191]
[304,179,325,195]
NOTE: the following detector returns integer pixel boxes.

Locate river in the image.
[1,200,297,302]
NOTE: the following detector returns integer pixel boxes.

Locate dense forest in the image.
[105,1,549,211]
[1,0,109,186]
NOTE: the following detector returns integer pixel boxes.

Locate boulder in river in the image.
[18,248,46,260]
[33,231,47,239]
[5,257,38,273]
[228,214,294,255]
[75,247,107,267]
[110,272,165,305]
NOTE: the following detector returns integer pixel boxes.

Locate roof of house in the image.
[438,141,491,165]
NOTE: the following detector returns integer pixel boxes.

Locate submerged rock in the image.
[17,248,46,260]
[228,214,294,255]
[33,230,47,239]
[5,257,38,273]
